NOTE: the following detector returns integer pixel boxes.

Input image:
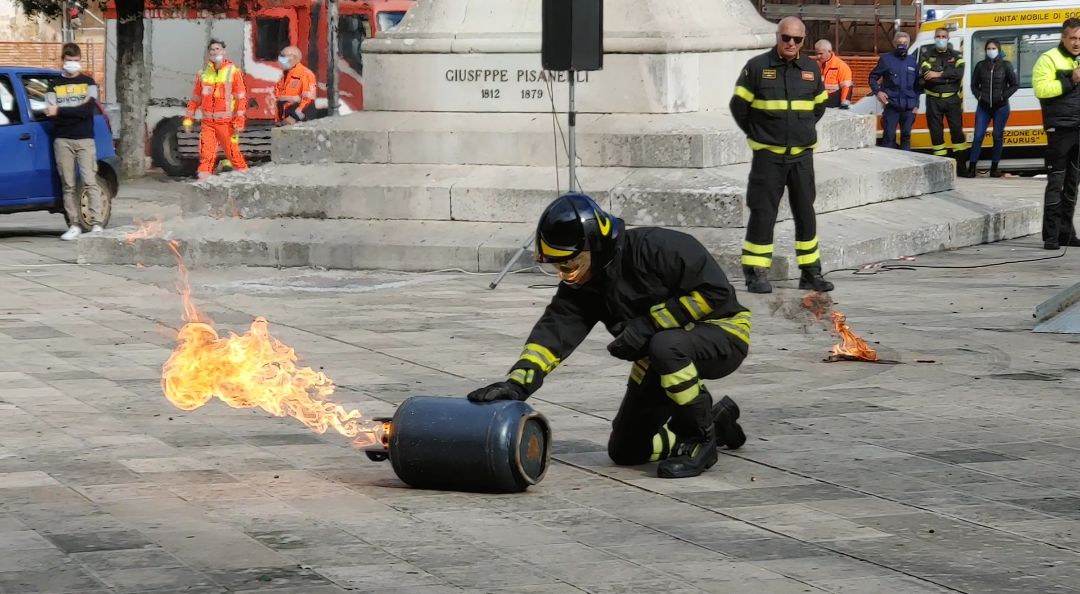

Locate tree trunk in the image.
[115,0,147,179]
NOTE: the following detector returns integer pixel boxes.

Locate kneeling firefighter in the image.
[467,193,750,479]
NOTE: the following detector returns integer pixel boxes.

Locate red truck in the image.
[102,0,414,177]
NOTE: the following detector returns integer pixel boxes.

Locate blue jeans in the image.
[970,103,1011,164]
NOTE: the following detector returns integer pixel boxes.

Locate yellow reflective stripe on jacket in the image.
[924,90,956,98]
[518,343,560,373]
[733,85,755,102]
[678,291,714,321]
[650,303,680,329]
[747,139,816,155]
[200,65,241,117]
[629,358,650,385]
[704,311,752,345]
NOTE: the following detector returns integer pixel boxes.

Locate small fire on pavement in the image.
[126,220,383,448]
[801,292,882,363]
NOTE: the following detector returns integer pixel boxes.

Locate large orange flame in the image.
[801,292,879,362]
[140,223,379,448]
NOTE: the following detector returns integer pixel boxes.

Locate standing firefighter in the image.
[466,193,750,479]
[730,16,833,295]
[183,39,248,181]
[921,28,968,164]
[275,46,318,125]
[1032,18,1080,250]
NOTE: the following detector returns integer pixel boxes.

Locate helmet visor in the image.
[539,251,592,286]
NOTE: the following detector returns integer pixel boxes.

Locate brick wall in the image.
[846,55,880,101]
[0,41,106,98]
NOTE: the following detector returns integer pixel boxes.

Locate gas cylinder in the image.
[364,395,552,493]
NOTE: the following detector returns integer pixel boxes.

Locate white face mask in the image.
[210,55,224,64]
[63,61,81,74]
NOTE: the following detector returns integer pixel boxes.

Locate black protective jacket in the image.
[506,227,751,396]
[729,49,828,160]
[920,45,965,97]
[971,57,1018,109]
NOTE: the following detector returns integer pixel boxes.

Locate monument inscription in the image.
[443,68,592,102]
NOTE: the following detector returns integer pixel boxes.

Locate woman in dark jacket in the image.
[963,39,1019,178]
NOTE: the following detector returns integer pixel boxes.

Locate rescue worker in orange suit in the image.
[730,17,834,295]
[466,193,750,479]
[921,27,968,165]
[183,39,248,181]
[814,39,854,109]
[275,46,318,125]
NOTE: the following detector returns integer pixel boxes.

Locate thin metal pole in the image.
[568,73,577,192]
[326,0,340,116]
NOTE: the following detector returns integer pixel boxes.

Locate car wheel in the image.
[69,170,116,232]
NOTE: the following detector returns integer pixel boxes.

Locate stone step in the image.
[80,179,1040,281]
[186,148,953,229]
[270,110,875,169]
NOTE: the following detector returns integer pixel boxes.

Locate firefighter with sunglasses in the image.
[730,16,833,295]
[466,192,750,479]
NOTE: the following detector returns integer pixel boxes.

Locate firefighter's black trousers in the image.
[1043,128,1080,244]
[926,94,967,160]
[742,151,822,270]
[607,322,747,466]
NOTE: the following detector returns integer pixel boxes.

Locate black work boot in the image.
[742,265,772,294]
[990,163,1003,178]
[657,428,719,479]
[712,395,747,450]
[960,162,976,178]
[1060,236,1080,247]
[798,266,834,292]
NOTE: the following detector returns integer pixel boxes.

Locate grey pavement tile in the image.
[0,567,106,593]
[94,566,218,593]
[72,548,186,572]
[150,529,295,570]
[281,544,402,567]
[0,548,80,572]
[573,580,708,594]
[45,530,158,554]
[0,325,71,339]
[680,483,864,509]
[318,563,447,589]
[918,449,1021,464]
[754,555,899,582]
[808,575,959,593]
[699,537,833,561]
[245,528,362,551]
[204,566,334,591]
[1004,496,1080,519]
[926,572,1080,594]
[245,433,329,446]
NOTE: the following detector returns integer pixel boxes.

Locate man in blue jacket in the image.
[869,32,923,150]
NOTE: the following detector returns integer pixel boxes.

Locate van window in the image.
[20,75,55,121]
[972,27,1059,88]
[338,14,371,75]
[0,75,20,124]
[254,16,291,62]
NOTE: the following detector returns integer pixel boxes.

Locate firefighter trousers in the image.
[741,151,822,270]
[607,320,748,466]
[1043,128,1080,244]
[925,95,967,162]
[198,119,248,176]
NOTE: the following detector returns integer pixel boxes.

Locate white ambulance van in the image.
[850,0,1080,174]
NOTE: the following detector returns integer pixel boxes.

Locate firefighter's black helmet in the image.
[535,192,622,264]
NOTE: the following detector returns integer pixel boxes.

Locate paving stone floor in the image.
[1,179,1080,593]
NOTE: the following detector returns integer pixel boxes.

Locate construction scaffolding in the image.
[759,0,925,54]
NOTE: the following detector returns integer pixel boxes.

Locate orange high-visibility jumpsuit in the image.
[184,59,248,178]
[274,62,318,124]
[819,53,854,108]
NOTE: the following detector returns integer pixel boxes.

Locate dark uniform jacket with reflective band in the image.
[1032,44,1080,130]
[729,49,829,160]
[506,227,751,396]
[920,46,965,98]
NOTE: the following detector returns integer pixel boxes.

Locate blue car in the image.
[0,66,119,231]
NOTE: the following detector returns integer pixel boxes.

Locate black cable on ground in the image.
[819,246,1069,278]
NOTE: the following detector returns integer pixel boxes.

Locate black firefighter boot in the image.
[712,395,747,450]
[657,427,719,479]
[799,265,834,292]
[742,265,772,294]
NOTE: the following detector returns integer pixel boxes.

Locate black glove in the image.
[466,381,527,403]
[607,316,656,361]
[839,104,850,110]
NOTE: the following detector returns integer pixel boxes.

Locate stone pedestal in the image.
[361,0,774,113]
[76,0,1040,278]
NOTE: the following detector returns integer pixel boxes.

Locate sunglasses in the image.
[781,35,804,44]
